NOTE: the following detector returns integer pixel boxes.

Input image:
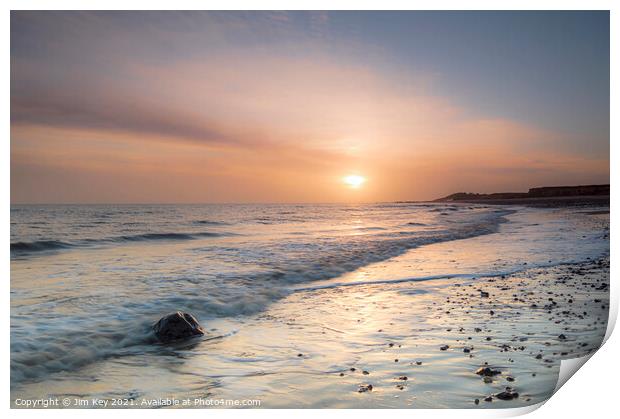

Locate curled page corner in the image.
[554,354,594,393]
[548,261,616,402]
[499,401,546,417]
[552,291,618,393]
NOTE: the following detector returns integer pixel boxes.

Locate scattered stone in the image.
[397,376,408,381]
[558,334,567,340]
[362,370,369,375]
[440,345,449,351]
[495,388,519,400]
[474,398,480,405]
[153,311,205,343]
[484,396,493,402]
[475,367,502,377]
[358,384,373,393]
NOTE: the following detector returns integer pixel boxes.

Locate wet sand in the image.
[225,256,609,408]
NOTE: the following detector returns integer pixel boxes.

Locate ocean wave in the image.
[11,240,74,253]
[192,220,230,226]
[11,231,229,257]
[354,226,387,231]
[234,209,514,289]
[112,232,222,242]
[10,210,513,386]
[10,319,158,385]
[10,291,278,386]
[10,207,516,385]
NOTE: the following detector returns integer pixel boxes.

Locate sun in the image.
[343,174,366,189]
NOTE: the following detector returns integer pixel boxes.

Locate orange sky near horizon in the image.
[11,11,609,204]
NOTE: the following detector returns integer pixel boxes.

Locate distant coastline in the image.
[395,184,610,207]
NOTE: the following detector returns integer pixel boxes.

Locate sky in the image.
[11,11,609,203]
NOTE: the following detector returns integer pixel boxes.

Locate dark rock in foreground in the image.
[153,311,205,343]
[495,387,519,400]
[358,384,373,393]
[475,367,502,377]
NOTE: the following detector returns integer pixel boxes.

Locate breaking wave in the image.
[11,231,229,256]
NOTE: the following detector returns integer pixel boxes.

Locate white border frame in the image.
[3,2,616,418]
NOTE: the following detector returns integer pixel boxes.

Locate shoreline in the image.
[14,257,608,408]
[435,195,610,208]
[10,206,610,408]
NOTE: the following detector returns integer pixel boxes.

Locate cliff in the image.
[436,184,609,202]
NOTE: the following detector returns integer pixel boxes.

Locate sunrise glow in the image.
[343,175,366,189]
[9,11,609,204]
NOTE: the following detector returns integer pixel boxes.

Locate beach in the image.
[434,195,610,208]
[10,204,610,408]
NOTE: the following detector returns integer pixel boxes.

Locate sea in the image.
[10,203,610,406]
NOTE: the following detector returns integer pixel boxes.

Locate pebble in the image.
[495,389,519,400]
[358,384,373,393]
[475,367,502,377]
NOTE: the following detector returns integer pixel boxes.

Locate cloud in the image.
[10,11,609,203]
